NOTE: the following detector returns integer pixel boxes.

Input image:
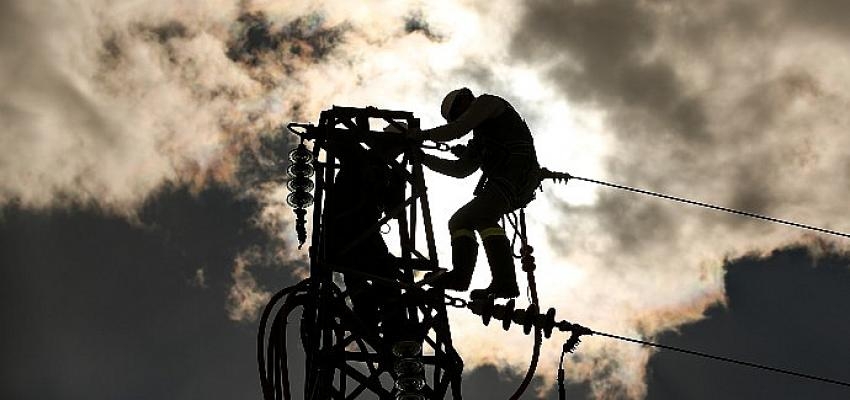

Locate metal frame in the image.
[288,106,463,400]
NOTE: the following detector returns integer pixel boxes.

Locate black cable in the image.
[269,294,305,400]
[510,326,542,400]
[592,330,850,389]
[258,280,311,400]
[558,346,567,400]
[568,175,850,240]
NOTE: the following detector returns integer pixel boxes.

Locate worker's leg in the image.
[431,190,518,297]
[427,202,480,291]
[466,187,520,299]
[429,192,505,290]
[470,225,519,300]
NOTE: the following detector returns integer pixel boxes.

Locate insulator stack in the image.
[286,143,314,249]
[468,299,593,341]
[392,341,426,400]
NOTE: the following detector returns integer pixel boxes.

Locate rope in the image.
[505,212,523,259]
[567,174,850,240]
[592,330,850,389]
[508,209,542,400]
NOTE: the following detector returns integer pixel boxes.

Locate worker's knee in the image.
[448,211,476,242]
[448,207,473,231]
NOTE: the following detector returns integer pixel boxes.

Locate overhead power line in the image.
[331,207,850,392]
[540,169,850,240]
[591,330,850,389]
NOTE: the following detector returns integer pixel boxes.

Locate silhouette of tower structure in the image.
[261,106,464,400]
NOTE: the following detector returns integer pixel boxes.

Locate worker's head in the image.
[441,88,475,122]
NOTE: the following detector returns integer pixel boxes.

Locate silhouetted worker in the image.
[418,88,539,299]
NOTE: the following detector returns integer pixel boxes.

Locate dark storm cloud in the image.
[727,164,775,215]
[510,0,850,140]
[646,246,850,399]
[509,0,850,208]
[510,0,709,142]
[551,193,675,255]
[227,12,347,67]
[514,0,850,265]
[235,133,293,187]
[458,364,592,399]
[0,185,301,399]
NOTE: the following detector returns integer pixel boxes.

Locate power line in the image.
[591,330,850,389]
[534,170,850,388]
[560,173,850,240]
[330,245,850,391]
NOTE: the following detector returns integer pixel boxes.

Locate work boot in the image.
[427,236,477,291]
[470,235,519,300]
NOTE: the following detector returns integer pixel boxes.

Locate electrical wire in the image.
[510,327,542,400]
[258,280,311,400]
[592,330,850,389]
[567,175,850,240]
[265,155,850,399]
[557,345,567,400]
[535,172,850,391]
[507,210,543,400]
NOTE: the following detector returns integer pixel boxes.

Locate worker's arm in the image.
[419,151,481,178]
[422,95,506,142]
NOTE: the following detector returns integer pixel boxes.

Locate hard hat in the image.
[440,88,474,121]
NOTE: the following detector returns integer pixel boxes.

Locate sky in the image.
[2,0,850,399]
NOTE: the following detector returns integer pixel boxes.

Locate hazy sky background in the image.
[2,0,850,399]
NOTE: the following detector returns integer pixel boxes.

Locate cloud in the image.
[0,0,413,211]
[1,1,242,210]
[647,244,850,399]
[502,0,850,397]
[403,9,445,42]
[7,0,850,398]
[226,250,270,322]
[0,0,451,303]
[0,186,296,399]
[510,0,709,141]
